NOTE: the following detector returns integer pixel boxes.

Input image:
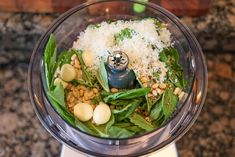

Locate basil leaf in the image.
[113,99,141,121]
[162,88,178,119]
[150,98,163,120]
[44,34,57,89]
[108,99,132,106]
[74,49,95,87]
[159,47,187,88]
[129,113,154,131]
[96,59,110,92]
[70,79,96,88]
[47,84,66,108]
[152,114,165,128]
[108,126,135,138]
[57,51,75,68]
[104,88,150,102]
[84,122,109,137]
[126,125,144,134]
[52,101,75,126]
[75,119,97,135]
[135,73,152,112]
[47,84,75,125]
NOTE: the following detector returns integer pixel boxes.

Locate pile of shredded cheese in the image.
[72,19,172,83]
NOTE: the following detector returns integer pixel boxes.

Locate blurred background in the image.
[0,0,234,157]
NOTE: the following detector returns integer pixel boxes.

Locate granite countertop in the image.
[0,0,234,157]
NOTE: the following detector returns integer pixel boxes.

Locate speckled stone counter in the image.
[0,0,234,157]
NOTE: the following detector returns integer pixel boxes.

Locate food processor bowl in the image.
[28,0,207,156]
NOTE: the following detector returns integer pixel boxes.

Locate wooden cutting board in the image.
[0,0,212,16]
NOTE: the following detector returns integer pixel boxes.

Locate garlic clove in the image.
[93,102,111,125]
[53,77,68,88]
[82,51,95,67]
[60,64,77,82]
[74,103,93,122]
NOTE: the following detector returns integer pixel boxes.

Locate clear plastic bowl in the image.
[28,0,207,156]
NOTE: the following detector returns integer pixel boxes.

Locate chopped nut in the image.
[141,76,148,83]
[147,93,153,97]
[74,59,81,69]
[152,90,158,96]
[174,87,182,95]
[145,117,151,122]
[179,92,185,100]
[92,88,99,94]
[159,83,167,89]
[156,88,163,94]
[75,69,83,80]
[111,88,118,93]
[152,83,158,89]
[143,83,148,87]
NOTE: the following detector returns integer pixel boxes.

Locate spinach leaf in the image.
[108,126,135,138]
[104,88,150,102]
[57,51,75,68]
[113,99,141,121]
[129,113,154,131]
[162,88,178,119]
[96,59,110,92]
[75,50,94,86]
[44,34,57,89]
[114,28,136,44]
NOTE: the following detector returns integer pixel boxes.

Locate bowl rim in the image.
[28,0,207,156]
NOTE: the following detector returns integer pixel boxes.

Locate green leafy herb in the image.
[150,97,163,120]
[113,99,141,121]
[75,119,97,135]
[108,99,132,106]
[162,88,178,119]
[159,47,187,88]
[47,84,75,125]
[135,73,152,112]
[88,23,101,29]
[96,59,110,92]
[47,84,66,108]
[114,28,136,44]
[70,79,96,88]
[104,88,150,103]
[57,50,76,68]
[44,34,57,89]
[129,113,154,131]
[75,49,94,86]
[108,126,135,138]
[76,114,115,137]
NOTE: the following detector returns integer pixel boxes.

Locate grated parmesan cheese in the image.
[72,19,172,83]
